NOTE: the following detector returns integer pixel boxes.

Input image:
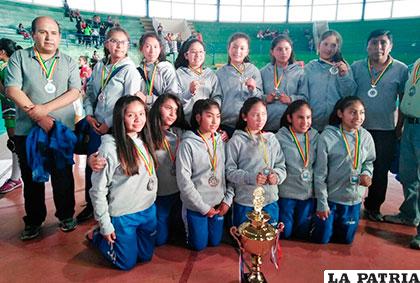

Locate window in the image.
[365,1,392,19]
[195,4,218,21]
[312,4,337,21]
[220,5,241,22]
[121,0,146,16]
[337,3,363,20]
[242,6,264,22]
[150,1,172,18]
[289,5,312,22]
[95,0,121,15]
[392,0,420,18]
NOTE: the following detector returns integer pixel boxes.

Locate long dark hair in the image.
[139,31,166,63]
[0,38,22,58]
[190,99,220,131]
[149,94,190,149]
[329,96,365,127]
[174,38,205,69]
[270,34,295,65]
[280,100,311,128]
[235,97,266,130]
[227,32,250,64]
[103,27,130,63]
[112,96,157,176]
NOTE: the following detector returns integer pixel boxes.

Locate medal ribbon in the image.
[246,128,269,167]
[189,65,203,76]
[273,65,284,89]
[34,48,57,81]
[197,130,217,172]
[163,136,179,165]
[289,127,310,168]
[412,62,420,85]
[134,142,154,176]
[100,62,117,91]
[368,57,393,87]
[144,63,158,96]
[319,58,335,66]
[231,63,245,75]
[340,126,360,170]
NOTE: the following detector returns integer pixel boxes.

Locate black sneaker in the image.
[363,209,384,222]
[76,206,94,223]
[59,218,77,232]
[20,225,41,241]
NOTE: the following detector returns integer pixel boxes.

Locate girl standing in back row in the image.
[260,35,305,133]
[175,38,221,122]
[137,32,179,106]
[216,32,263,137]
[303,30,356,132]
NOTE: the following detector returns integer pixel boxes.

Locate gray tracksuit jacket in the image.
[314,125,376,212]
[90,134,158,235]
[225,129,287,207]
[275,127,319,200]
[176,130,230,215]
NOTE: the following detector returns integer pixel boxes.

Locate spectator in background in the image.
[196,31,203,42]
[79,55,92,92]
[17,23,30,40]
[83,24,92,48]
[0,38,23,194]
[75,19,83,44]
[106,16,113,28]
[91,28,99,48]
[99,23,107,45]
[157,23,163,33]
[90,50,100,67]
[63,0,73,21]
[92,15,101,29]
[176,32,183,51]
[257,30,264,40]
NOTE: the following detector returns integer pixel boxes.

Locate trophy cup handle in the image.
[276,222,285,235]
[230,226,245,253]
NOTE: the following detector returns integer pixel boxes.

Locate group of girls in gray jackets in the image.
[83,26,376,270]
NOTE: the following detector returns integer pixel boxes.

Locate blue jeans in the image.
[92,204,157,270]
[398,122,420,226]
[311,202,361,244]
[185,209,224,251]
[155,193,182,246]
[278,198,314,239]
[233,202,279,228]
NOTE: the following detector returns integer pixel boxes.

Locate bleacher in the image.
[0,0,145,61]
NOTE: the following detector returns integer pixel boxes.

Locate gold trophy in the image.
[230,186,284,283]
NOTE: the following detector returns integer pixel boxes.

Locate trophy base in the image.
[242,272,267,283]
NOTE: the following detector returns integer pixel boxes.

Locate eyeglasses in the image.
[107,39,130,46]
[187,50,205,56]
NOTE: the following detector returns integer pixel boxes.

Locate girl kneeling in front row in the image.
[312,96,375,244]
[176,99,231,251]
[87,96,158,270]
[275,100,319,239]
[226,97,287,228]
